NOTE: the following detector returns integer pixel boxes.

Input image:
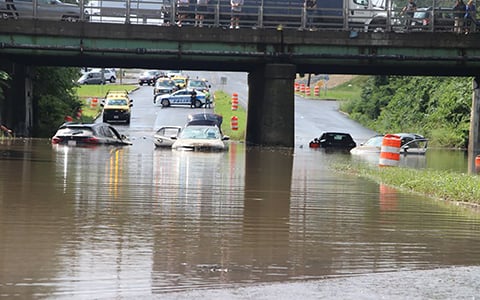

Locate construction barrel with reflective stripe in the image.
[379,134,401,167]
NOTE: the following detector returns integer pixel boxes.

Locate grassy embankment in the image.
[334,162,480,208]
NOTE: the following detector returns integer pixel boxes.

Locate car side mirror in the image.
[222,135,230,141]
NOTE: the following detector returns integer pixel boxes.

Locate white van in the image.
[77,72,106,85]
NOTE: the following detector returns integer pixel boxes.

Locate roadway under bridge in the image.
[1,19,480,171]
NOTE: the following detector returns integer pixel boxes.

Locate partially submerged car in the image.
[309,132,356,151]
[350,133,428,155]
[153,126,182,148]
[51,122,132,146]
[171,125,229,151]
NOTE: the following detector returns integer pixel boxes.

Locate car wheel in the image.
[194,99,202,108]
[139,82,143,86]
[110,77,116,83]
[161,99,170,107]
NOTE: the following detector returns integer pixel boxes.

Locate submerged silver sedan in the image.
[171,125,229,151]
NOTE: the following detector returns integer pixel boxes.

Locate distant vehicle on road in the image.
[153,78,178,95]
[77,71,106,85]
[138,70,164,86]
[154,88,207,108]
[101,90,133,124]
[51,122,131,146]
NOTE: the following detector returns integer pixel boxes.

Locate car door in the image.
[171,90,190,105]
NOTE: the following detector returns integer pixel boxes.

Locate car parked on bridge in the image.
[410,7,454,32]
[309,132,356,151]
[154,88,207,108]
[171,124,229,151]
[51,122,132,146]
[0,0,83,21]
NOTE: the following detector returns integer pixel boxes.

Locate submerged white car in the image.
[350,133,428,155]
[171,125,229,151]
[153,126,182,148]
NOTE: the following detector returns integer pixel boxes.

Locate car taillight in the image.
[85,137,99,144]
[423,18,429,26]
[52,137,63,144]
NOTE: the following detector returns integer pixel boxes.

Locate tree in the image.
[32,67,82,137]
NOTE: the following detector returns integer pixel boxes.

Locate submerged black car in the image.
[51,122,132,146]
[310,132,356,151]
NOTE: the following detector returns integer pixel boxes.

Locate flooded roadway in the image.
[0,76,479,299]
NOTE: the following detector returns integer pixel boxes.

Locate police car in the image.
[154,89,207,108]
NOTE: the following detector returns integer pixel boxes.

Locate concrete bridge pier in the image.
[0,62,34,137]
[468,76,480,173]
[246,64,296,147]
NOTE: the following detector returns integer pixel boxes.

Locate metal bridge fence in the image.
[0,0,466,33]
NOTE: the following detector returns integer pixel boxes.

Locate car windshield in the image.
[413,11,428,18]
[157,80,174,87]
[189,81,206,88]
[179,126,220,139]
[174,79,185,84]
[107,99,128,106]
[364,136,384,147]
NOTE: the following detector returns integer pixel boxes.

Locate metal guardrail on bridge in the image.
[0,0,469,33]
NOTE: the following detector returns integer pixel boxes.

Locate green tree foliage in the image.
[342,76,472,148]
[33,67,82,137]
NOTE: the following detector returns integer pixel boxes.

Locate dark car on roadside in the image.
[309,132,356,151]
[138,70,164,86]
[51,122,132,146]
[410,7,454,32]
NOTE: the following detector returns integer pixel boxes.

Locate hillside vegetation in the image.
[339,76,472,148]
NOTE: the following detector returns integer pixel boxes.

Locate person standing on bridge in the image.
[304,0,316,30]
[401,0,416,31]
[453,0,467,33]
[464,0,476,34]
[230,0,244,29]
[176,0,190,27]
[195,0,208,27]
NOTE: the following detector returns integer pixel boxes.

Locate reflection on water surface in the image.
[0,139,478,298]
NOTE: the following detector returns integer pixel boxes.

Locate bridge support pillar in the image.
[246,64,296,147]
[0,61,34,137]
[468,76,480,173]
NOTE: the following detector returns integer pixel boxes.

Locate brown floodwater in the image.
[0,138,479,298]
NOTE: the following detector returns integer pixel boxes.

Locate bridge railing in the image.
[0,0,464,33]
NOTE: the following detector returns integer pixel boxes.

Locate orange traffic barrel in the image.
[90,97,98,108]
[379,134,401,167]
[314,86,320,96]
[231,93,238,111]
[294,82,300,92]
[305,86,311,96]
[300,84,305,93]
[231,116,238,130]
[476,155,480,171]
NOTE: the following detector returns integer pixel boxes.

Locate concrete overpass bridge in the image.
[1,18,480,171]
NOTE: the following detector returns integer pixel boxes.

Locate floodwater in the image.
[1,137,479,299]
